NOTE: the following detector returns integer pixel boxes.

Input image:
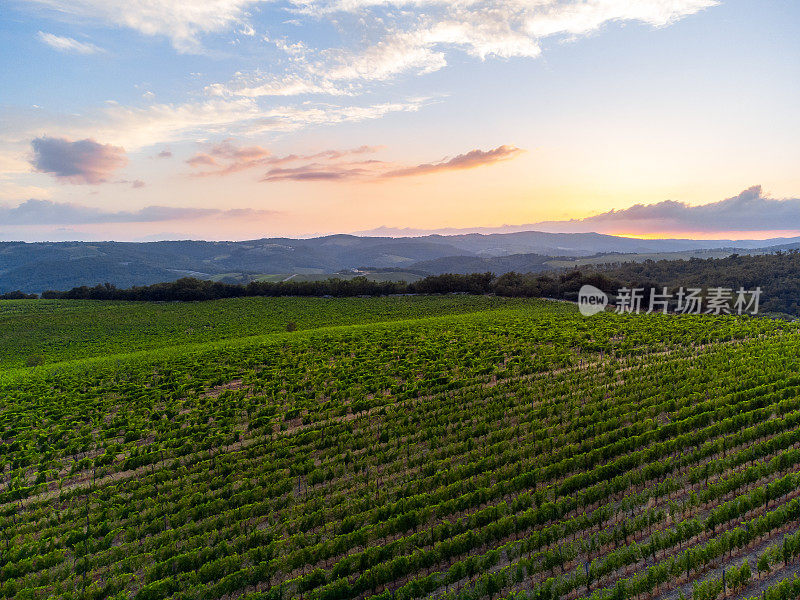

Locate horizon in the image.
[5,226,800,245]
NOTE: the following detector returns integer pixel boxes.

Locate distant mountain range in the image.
[2,231,800,293]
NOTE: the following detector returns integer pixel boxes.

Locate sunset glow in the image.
[2,0,798,241]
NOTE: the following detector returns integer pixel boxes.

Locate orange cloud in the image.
[381,145,524,178]
[185,153,217,167]
[186,141,269,174]
[185,141,523,183]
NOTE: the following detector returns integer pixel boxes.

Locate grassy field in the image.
[2,297,800,600]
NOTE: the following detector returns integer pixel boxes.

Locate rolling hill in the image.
[3,232,800,293]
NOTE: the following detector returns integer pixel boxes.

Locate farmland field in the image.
[0,296,522,370]
[2,296,800,600]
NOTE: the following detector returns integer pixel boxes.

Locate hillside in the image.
[589,251,800,315]
[26,249,800,317]
[0,237,467,293]
[2,297,800,599]
[409,253,554,275]
[0,295,518,369]
[4,233,800,294]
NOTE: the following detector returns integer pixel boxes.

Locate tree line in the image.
[3,249,799,315]
[591,250,800,316]
[0,290,37,300]
[32,271,623,302]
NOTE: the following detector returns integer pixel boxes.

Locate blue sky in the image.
[1,0,799,241]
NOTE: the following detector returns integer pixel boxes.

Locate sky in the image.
[1,0,799,242]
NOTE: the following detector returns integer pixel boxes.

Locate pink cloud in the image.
[186,141,384,177]
[382,145,523,178]
[262,162,376,182]
[186,153,217,167]
[184,141,522,183]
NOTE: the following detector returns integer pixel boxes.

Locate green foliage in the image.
[589,250,800,316]
[23,354,45,367]
[757,551,770,575]
[0,295,521,369]
[0,297,798,599]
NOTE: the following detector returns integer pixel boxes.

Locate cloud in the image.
[30,136,128,184]
[353,187,800,237]
[535,186,800,234]
[131,179,145,188]
[206,75,348,98]
[36,31,104,54]
[23,0,717,59]
[211,0,718,98]
[89,98,265,149]
[186,153,218,167]
[209,140,269,163]
[383,145,523,178]
[246,100,430,135]
[186,141,269,174]
[186,141,521,182]
[3,1,714,192]
[26,0,263,53]
[256,144,521,182]
[3,98,427,152]
[262,163,375,182]
[187,141,383,176]
[184,140,518,182]
[156,150,173,158]
[0,199,277,225]
[292,0,716,25]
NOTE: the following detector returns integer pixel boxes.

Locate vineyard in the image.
[0,295,521,370]
[2,296,800,600]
